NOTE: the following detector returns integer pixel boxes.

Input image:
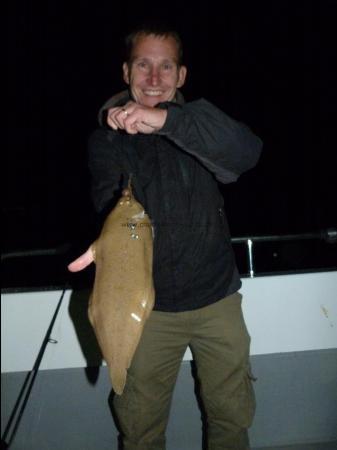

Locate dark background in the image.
[4,0,337,287]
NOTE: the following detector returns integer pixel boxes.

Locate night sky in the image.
[5,0,337,256]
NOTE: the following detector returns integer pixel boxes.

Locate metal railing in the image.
[231,228,337,278]
[2,228,336,280]
[1,243,71,262]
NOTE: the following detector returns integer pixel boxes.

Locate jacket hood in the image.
[97,89,185,126]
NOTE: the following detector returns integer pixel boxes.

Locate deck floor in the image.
[253,442,337,450]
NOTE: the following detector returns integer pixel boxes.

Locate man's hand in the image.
[107,101,167,135]
[68,245,95,272]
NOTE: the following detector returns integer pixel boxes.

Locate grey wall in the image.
[2,349,337,450]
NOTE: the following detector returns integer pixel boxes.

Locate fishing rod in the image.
[1,289,67,449]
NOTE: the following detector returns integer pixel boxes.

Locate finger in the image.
[114,108,131,129]
[122,113,141,134]
[68,246,95,272]
[107,107,122,130]
[134,121,156,134]
[107,118,118,130]
[107,115,118,130]
[107,106,131,129]
[111,110,127,129]
[107,104,138,132]
[120,102,138,122]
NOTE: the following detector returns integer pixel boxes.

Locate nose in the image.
[148,67,160,86]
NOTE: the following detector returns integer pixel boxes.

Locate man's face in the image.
[123,34,187,108]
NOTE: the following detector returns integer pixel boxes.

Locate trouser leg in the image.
[113,309,189,450]
[190,292,255,450]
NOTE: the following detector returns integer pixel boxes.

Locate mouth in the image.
[143,90,164,97]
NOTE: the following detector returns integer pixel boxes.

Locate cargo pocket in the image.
[226,365,256,429]
[204,364,257,430]
[242,365,257,428]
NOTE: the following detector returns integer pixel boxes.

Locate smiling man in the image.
[69,23,262,450]
[106,30,186,134]
[123,32,186,106]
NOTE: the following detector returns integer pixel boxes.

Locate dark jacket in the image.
[88,91,262,312]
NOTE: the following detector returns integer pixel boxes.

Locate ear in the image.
[177,65,187,88]
[122,62,130,85]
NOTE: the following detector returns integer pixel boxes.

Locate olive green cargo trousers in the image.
[113,292,255,450]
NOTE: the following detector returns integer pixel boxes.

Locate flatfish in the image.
[89,186,154,395]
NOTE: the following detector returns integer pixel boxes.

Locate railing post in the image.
[247,239,254,278]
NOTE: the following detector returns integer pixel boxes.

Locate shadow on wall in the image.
[68,289,103,384]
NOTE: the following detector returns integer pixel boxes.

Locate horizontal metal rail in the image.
[1,243,71,261]
[231,228,337,244]
[231,228,336,278]
[2,228,336,279]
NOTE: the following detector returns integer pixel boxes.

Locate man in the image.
[69,24,262,450]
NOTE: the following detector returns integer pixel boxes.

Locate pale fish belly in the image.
[88,190,154,395]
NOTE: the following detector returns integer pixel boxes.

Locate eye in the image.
[162,63,173,71]
[136,61,148,69]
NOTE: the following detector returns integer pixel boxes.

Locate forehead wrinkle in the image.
[129,35,180,65]
[132,56,177,65]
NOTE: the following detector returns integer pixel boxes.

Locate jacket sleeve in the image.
[88,128,125,213]
[157,98,263,183]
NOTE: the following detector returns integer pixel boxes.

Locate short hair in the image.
[124,22,184,66]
